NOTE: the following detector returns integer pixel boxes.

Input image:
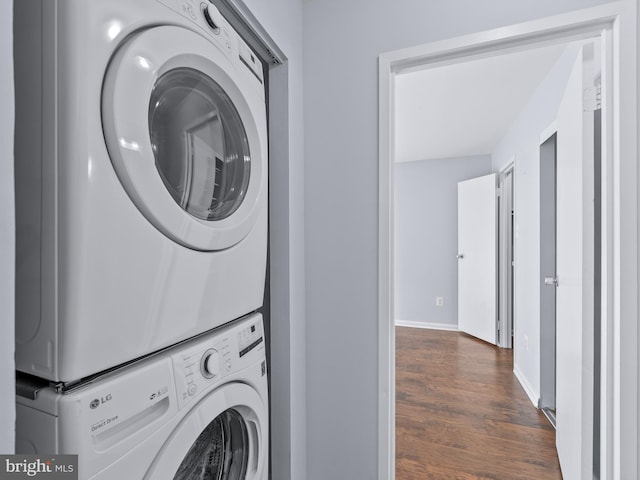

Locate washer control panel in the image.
[238,321,263,358]
[172,336,232,409]
[171,315,265,410]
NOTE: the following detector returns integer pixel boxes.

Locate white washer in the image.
[16,313,269,480]
[14,0,268,382]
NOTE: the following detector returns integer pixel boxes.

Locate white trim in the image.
[498,160,515,349]
[599,23,615,480]
[394,320,459,332]
[377,53,394,480]
[499,158,515,176]
[608,3,638,478]
[383,3,625,74]
[539,120,558,145]
[378,3,637,480]
[513,365,540,408]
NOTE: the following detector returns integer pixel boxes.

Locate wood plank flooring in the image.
[396,327,562,480]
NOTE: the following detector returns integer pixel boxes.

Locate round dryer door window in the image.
[149,68,250,222]
[102,26,266,251]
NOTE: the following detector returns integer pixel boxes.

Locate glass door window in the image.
[173,409,249,480]
[149,68,251,222]
[103,26,266,250]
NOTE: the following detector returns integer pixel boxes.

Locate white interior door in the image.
[457,173,497,345]
[555,43,597,479]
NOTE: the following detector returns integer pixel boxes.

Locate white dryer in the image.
[16,313,269,480]
[14,0,268,382]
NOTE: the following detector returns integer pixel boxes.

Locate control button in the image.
[226,360,232,372]
[201,349,220,379]
[187,384,198,396]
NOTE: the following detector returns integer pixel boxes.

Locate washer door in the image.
[145,383,267,480]
[103,26,265,251]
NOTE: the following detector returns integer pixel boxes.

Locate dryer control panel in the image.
[156,0,233,54]
[154,0,264,85]
[172,314,265,410]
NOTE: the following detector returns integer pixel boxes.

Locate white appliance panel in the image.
[16,314,269,480]
[14,0,268,382]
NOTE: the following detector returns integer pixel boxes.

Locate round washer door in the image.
[144,383,267,480]
[103,26,265,251]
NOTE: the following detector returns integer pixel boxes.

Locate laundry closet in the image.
[13,1,270,478]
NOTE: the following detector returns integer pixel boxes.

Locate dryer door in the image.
[102,26,266,251]
[144,383,267,480]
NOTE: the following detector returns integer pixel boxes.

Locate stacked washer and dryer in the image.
[14,0,269,478]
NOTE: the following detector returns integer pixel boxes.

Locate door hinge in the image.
[583,85,602,112]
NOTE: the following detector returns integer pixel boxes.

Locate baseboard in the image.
[394,320,458,332]
[513,365,539,408]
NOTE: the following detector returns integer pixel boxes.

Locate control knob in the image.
[200,349,220,379]
[202,4,223,34]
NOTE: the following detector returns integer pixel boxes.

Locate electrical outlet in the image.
[524,335,529,351]
[435,297,444,307]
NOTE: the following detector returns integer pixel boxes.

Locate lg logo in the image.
[89,394,113,409]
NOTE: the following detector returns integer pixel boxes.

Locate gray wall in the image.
[302,0,615,478]
[221,1,307,478]
[0,1,14,454]
[492,45,579,401]
[394,156,493,329]
[3,0,637,474]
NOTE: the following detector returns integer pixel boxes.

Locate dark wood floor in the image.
[396,327,562,480]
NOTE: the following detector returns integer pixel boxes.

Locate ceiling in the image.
[394,44,567,163]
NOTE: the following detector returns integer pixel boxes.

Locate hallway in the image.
[396,327,562,479]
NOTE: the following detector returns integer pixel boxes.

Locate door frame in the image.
[377,3,637,480]
[538,123,558,418]
[498,160,515,349]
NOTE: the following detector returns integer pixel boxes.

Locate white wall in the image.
[0,1,14,455]
[302,0,615,478]
[492,45,580,401]
[394,156,492,329]
[237,1,306,479]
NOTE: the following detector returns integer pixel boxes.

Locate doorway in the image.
[378,4,638,480]
[498,164,515,349]
[393,40,578,475]
[539,131,557,427]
